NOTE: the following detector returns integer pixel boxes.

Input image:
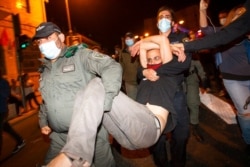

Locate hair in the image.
[157,6,175,21]
[222,4,246,27]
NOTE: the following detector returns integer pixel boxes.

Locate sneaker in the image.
[12,140,26,154]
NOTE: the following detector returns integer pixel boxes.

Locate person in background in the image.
[172,0,250,156]
[200,0,250,155]
[22,73,40,110]
[186,52,208,142]
[119,32,140,100]
[200,0,228,97]
[33,22,118,166]
[111,44,121,62]
[171,0,250,52]
[0,70,25,155]
[8,79,24,116]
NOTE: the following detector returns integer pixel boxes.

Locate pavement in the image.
[1,91,250,167]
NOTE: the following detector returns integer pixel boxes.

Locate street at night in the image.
[1,100,250,167]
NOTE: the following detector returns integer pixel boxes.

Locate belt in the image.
[154,116,161,143]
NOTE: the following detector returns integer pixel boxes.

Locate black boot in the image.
[191,124,204,143]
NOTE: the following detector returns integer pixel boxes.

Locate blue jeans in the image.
[223,79,250,144]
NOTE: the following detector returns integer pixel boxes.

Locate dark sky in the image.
[45,0,245,53]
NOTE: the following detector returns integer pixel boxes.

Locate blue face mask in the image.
[157,18,171,33]
[125,39,134,46]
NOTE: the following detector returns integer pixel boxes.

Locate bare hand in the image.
[143,69,160,81]
[46,153,72,167]
[170,44,186,62]
[200,0,208,11]
[130,41,141,57]
[199,87,207,94]
[41,126,52,135]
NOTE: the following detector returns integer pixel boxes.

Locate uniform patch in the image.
[92,51,107,58]
[62,64,75,73]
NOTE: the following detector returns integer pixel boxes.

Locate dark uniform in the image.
[148,31,192,167]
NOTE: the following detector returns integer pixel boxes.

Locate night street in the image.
[1,100,250,167]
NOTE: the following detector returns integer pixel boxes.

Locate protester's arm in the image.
[184,0,250,52]
[139,35,173,68]
[200,0,209,28]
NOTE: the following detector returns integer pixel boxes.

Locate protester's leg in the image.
[171,90,190,167]
[223,79,250,145]
[62,78,160,165]
[103,91,161,149]
[62,78,107,165]
[44,132,67,164]
[93,125,115,167]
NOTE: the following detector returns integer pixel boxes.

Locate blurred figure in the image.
[200,1,250,155]
[186,51,208,142]
[111,45,121,62]
[22,73,40,110]
[119,32,140,100]
[0,70,25,155]
[200,0,228,96]
[8,79,24,116]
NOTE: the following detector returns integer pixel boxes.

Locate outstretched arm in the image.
[200,0,209,28]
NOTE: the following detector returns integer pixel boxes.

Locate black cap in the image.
[33,22,61,40]
[125,32,134,38]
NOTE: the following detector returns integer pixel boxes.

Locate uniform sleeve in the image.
[80,49,123,111]
[185,0,250,51]
[38,103,48,128]
[159,54,191,76]
[196,61,206,80]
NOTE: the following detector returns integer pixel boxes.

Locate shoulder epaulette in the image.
[64,43,88,58]
[38,64,45,73]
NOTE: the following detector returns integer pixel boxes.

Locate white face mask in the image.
[157,18,171,33]
[219,18,226,26]
[39,40,61,60]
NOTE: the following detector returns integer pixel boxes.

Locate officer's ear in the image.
[58,33,65,43]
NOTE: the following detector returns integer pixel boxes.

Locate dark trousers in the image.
[25,92,40,108]
[8,95,23,115]
[151,90,190,167]
[0,112,23,153]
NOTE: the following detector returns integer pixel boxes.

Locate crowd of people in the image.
[1,0,250,167]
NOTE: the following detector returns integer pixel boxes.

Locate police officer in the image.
[33,22,122,167]
[186,53,208,142]
[119,32,140,100]
[142,6,191,167]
